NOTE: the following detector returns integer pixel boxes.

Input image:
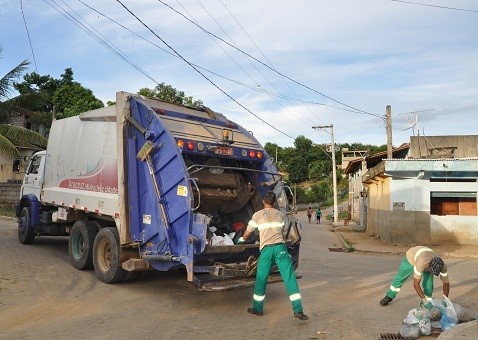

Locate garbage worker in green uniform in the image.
[238,191,308,321]
[379,246,450,309]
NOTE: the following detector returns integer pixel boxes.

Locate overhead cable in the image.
[20,0,38,72]
[115,0,295,139]
[157,0,382,119]
[390,0,478,13]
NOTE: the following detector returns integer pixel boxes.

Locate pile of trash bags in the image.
[399,296,476,339]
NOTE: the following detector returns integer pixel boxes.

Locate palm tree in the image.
[0,47,47,158]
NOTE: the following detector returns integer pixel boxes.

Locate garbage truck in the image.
[15,91,302,291]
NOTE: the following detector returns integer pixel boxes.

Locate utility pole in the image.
[386,105,393,159]
[312,125,338,223]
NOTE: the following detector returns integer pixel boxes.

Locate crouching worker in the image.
[379,246,450,309]
[238,191,308,321]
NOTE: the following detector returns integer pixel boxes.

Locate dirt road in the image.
[1,215,477,339]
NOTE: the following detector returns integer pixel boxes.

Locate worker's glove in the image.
[420,298,433,310]
[237,237,245,244]
[441,296,448,307]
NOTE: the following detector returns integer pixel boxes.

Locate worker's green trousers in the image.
[252,243,303,313]
[386,257,434,299]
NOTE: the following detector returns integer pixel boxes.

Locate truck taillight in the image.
[177,140,184,148]
[249,150,256,158]
[187,141,195,150]
[257,151,263,159]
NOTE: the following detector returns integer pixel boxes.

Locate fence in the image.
[0,181,21,206]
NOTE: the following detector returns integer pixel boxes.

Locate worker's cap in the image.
[428,256,444,276]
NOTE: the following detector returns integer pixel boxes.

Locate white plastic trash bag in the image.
[399,323,420,339]
[211,234,234,246]
[414,308,431,336]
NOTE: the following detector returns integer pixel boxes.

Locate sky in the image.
[1,0,478,149]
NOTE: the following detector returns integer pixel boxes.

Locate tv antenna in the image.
[399,109,435,136]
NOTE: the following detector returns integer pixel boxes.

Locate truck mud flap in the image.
[192,272,302,292]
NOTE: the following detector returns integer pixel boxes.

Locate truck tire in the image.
[122,271,142,283]
[93,227,126,283]
[18,207,35,244]
[69,220,98,270]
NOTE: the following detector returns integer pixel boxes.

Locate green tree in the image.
[0,49,47,158]
[14,68,104,119]
[308,159,332,181]
[138,83,203,108]
[52,83,103,118]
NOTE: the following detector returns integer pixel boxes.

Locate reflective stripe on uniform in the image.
[389,285,400,292]
[414,247,433,261]
[414,266,422,276]
[248,220,258,229]
[253,294,265,302]
[257,221,284,231]
[289,293,301,301]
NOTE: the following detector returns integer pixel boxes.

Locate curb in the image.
[334,230,355,252]
[0,215,17,222]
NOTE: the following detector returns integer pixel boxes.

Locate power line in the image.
[20,0,38,72]
[43,0,160,86]
[190,0,312,126]
[218,0,326,125]
[115,0,295,140]
[156,0,381,119]
[75,0,366,119]
[390,0,478,13]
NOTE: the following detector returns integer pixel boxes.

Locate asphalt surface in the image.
[1,212,476,339]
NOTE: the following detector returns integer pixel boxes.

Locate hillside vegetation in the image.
[264,136,386,204]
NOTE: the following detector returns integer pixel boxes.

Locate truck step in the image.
[192,272,302,292]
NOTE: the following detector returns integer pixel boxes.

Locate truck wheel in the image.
[69,220,98,270]
[93,227,126,283]
[18,207,35,244]
[123,271,142,282]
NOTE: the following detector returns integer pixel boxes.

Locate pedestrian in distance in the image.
[306,207,313,223]
[238,191,308,321]
[315,208,322,224]
[379,246,450,309]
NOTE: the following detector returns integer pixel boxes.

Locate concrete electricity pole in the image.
[386,105,393,159]
[312,125,338,223]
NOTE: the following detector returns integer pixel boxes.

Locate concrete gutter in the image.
[437,320,478,339]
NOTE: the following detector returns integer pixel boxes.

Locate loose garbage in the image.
[399,297,476,339]
[207,210,258,245]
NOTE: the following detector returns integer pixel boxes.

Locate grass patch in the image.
[0,206,16,218]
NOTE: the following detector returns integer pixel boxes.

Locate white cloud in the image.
[1,0,477,148]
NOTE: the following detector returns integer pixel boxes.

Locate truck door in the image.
[21,153,45,199]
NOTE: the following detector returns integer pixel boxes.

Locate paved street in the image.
[1,213,476,339]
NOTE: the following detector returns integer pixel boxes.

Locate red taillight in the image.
[177,140,184,148]
[257,151,263,159]
[249,150,256,158]
[187,141,195,150]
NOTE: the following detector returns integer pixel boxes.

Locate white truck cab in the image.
[20,150,46,199]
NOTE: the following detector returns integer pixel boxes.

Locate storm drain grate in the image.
[376,333,404,340]
[328,247,344,252]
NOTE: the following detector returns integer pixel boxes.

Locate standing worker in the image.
[379,246,450,309]
[238,191,308,321]
[315,208,322,224]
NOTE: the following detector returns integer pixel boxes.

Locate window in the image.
[27,156,42,175]
[430,192,477,216]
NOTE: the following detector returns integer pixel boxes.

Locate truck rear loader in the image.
[16,91,302,290]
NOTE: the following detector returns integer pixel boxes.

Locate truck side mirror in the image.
[13,159,21,173]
